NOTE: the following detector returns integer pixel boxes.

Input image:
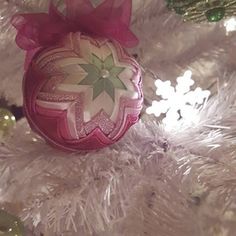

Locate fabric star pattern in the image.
[79,53,127,101]
[27,33,143,151]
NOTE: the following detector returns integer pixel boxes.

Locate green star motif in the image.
[79,54,127,101]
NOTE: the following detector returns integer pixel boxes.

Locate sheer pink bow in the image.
[11,0,138,69]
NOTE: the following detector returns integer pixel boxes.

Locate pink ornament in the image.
[23,33,143,151]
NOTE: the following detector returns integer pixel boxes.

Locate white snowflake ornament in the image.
[146,70,211,130]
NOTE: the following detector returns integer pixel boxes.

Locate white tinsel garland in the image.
[0,78,235,235]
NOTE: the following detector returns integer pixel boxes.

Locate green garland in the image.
[166,0,236,22]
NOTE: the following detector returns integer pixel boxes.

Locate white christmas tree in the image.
[0,0,236,236]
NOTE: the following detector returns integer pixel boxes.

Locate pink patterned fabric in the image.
[23,33,143,151]
[11,0,138,70]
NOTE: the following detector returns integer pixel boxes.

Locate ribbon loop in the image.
[12,0,138,52]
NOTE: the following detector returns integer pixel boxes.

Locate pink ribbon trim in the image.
[11,0,138,56]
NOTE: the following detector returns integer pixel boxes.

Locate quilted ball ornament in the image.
[24,33,143,151]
